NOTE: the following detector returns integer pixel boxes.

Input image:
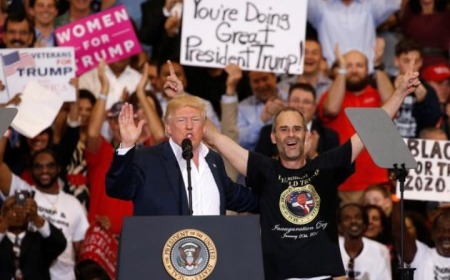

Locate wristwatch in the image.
[374,63,385,71]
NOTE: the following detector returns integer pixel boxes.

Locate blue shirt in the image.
[238,86,288,151]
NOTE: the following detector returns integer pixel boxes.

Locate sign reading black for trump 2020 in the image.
[180,0,307,74]
[397,138,450,202]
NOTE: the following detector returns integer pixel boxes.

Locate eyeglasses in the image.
[32,162,57,171]
[348,257,355,280]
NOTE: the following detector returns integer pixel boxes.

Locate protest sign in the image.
[397,138,450,202]
[55,4,142,76]
[180,0,307,74]
[0,47,75,103]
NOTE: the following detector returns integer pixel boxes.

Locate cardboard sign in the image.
[0,48,75,103]
[55,4,142,76]
[180,0,307,74]
[397,138,450,202]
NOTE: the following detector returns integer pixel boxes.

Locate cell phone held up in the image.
[14,190,34,206]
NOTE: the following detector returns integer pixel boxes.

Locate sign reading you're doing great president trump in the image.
[180,0,307,74]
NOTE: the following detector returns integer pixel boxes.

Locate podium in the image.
[117,215,264,280]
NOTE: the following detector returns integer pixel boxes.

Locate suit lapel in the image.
[19,232,35,262]
[162,142,189,215]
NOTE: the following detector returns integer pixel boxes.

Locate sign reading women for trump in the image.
[55,4,141,76]
[180,0,307,74]
[0,47,76,103]
[397,138,450,202]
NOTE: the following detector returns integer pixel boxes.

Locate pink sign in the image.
[55,5,142,76]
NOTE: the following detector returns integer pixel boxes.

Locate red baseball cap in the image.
[421,63,450,82]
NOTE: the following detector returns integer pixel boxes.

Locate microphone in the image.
[182,138,193,160]
[181,138,193,215]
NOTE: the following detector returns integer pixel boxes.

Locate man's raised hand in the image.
[118,103,145,148]
[163,60,184,98]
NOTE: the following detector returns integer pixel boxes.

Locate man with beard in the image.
[203,64,420,279]
[318,48,395,204]
[0,149,89,280]
[338,203,391,279]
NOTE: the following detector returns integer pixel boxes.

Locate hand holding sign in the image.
[225,64,242,95]
[165,12,181,38]
[163,60,184,98]
[165,0,179,12]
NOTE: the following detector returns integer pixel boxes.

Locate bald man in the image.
[317,49,394,204]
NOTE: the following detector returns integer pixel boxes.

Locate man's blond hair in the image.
[164,95,207,123]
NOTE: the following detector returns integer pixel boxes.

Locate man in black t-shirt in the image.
[204,64,420,279]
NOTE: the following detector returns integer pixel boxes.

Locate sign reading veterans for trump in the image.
[0,47,76,103]
[55,4,141,76]
[180,0,307,74]
[397,138,450,202]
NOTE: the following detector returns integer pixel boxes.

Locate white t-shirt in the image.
[410,240,450,280]
[339,236,392,280]
[8,175,90,280]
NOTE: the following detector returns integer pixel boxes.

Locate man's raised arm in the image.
[204,122,249,177]
[350,61,421,163]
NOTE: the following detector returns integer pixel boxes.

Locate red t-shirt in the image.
[85,137,133,235]
[318,86,388,191]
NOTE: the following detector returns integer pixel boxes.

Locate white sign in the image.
[397,138,450,202]
[0,47,76,104]
[9,81,64,138]
[180,0,307,74]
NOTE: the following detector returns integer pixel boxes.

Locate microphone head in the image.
[181,138,193,160]
[182,138,192,150]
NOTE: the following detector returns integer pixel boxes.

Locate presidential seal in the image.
[162,229,217,279]
[280,184,320,225]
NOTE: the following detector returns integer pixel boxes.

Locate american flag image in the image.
[2,51,36,76]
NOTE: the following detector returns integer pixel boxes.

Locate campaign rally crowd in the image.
[0,0,449,279]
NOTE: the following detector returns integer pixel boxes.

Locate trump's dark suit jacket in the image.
[106,141,258,215]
